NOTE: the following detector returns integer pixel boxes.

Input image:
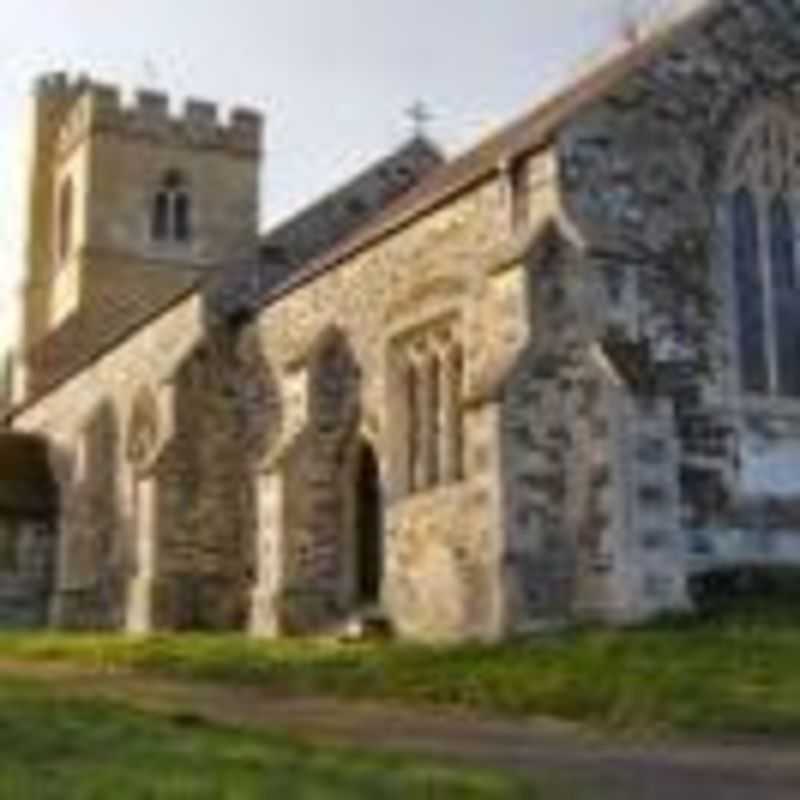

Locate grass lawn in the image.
[2,607,800,738]
[0,677,534,799]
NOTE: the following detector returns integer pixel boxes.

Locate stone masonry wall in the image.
[152,332,256,631]
[13,292,207,628]
[559,0,800,588]
[0,519,56,629]
[245,166,560,641]
[21,2,800,637]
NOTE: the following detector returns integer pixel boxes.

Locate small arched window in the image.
[151,170,192,244]
[58,177,73,263]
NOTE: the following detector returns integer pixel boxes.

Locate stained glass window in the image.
[732,187,768,393]
[728,108,800,399]
[770,195,800,396]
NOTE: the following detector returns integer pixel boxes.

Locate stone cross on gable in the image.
[406,100,433,137]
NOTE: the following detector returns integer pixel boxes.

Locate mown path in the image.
[1,660,799,799]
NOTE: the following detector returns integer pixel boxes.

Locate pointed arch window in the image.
[151,170,192,244]
[394,317,465,497]
[726,107,800,399]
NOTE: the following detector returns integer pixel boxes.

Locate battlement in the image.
[41,72,263,158]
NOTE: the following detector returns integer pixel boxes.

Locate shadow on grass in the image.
[3,592,800,740]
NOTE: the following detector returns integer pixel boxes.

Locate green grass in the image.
[2,607,800,738]
[0,677,534,799]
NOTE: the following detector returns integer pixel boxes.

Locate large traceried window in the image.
[727,107,800,399]
[394,318,465,497]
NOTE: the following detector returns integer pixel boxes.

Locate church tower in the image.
[19,72,263,399]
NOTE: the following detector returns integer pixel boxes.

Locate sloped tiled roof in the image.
[211,135,444,319]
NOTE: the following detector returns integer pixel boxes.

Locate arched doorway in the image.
[354,441,383,607]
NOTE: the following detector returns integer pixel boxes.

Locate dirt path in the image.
[1,660,799,799]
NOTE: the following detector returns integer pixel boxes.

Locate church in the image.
[1,0,799,641]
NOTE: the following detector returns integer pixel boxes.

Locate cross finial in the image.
[406,100,432,137]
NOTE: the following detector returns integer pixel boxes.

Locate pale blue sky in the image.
[0,0,666,347]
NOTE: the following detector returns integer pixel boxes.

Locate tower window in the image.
[151,170,192,244]
[57,177,73,263]
[174,193,191,242]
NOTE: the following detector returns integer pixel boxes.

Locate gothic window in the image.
[395,318,465,497]
[57,177,73,263]
[727,107,800,398]
[151,170,192,244]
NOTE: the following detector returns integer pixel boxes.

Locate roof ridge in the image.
[260,135,444,245]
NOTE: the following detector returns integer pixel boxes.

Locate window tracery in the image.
[394,317,465,496]
[727,106,800,398]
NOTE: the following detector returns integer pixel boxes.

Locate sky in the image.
[0,0,672,349]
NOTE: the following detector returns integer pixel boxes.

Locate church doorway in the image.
[354,441,383,607]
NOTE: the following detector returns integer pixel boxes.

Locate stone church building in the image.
[3,0,800,640]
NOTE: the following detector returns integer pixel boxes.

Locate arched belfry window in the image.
[151,169,192,244]
[726,106,800,398]
[57,176,74,263]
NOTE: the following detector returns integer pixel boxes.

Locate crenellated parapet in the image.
[36,72,263,158]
